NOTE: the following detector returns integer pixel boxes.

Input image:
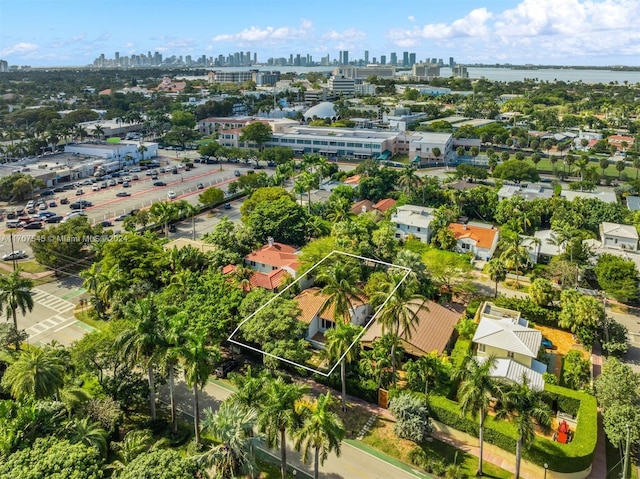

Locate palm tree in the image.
[137,144,148,162]
[370,272,428,385]
[1,346,65,400]
[150,201,178,237]
[162,312,189,435]
[405,353,441,400]
[0,270,34,350]
[324,323,362,412]
[495,376,552,479]
[181,329,219,447]
[111,429,154,472]
[65,417,108,457]
[199,401,259,479]
[397,166,421,194]
[80,263,105,319]
[315,261,362,324]
[115,297,166,420]
[499,229,530,286]
[486,258,507,298]
[456,356,497,477]
[92,125,104,141]
[258,377,309,479]
[294,393,345,479]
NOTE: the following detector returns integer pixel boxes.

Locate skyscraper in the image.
[343,50,349,65]
[364,50,369,64]
[409,53,416,66]
[390,52,397,66]
[380,55,386,65]
[402,51,409,67]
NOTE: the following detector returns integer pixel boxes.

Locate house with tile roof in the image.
[448,223,499,260]
[232,238,311,291]
[392,205,436,243]
[361,300,464,358]
[294,287,372,347]
[607,135,635,151]
[472,302,546,390]
[350,198,396,217]
[373,198,397,213]
[599,222,639,251]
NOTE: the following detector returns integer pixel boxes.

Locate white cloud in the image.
[386,0,640,63]
[0,42,38,56]
[212,19,313,45]
[155,37,197,52]
[408,15,415,22]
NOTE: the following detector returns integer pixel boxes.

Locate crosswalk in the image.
[26,314,76,338]
[31,288,75,314]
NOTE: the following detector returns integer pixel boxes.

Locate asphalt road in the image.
[161,377,428,479]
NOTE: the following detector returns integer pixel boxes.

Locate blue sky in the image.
[1,0,639,67]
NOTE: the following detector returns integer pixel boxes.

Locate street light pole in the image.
[544,463,548,479]
[622,424,631,479]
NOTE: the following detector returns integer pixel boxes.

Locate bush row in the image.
[428,383,597,473]
[492,296,560,326]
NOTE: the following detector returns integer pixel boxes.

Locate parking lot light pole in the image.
[544,463,548,479]
[9,231,17,271]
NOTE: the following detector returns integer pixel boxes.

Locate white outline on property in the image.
[227,250,411,376]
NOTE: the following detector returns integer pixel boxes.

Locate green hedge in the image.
[428,383,597,473]
[450,339,471,369]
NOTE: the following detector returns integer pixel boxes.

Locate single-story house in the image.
[522,229,563,264]
[361,300,464,357]
[561,190,618,204]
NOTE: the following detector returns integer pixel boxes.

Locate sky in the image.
[1,0,639,67]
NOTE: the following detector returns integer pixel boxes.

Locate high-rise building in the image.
[339,50,349,65]
[115,52,120,64]
[364,50,369,64]
[390,52,397,66]
[449,57,455,67]
[409,53,416,66]
[380,55,386,65]
[402,51,409,67]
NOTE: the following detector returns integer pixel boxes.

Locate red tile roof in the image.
[448,223,498,249]
[344,175,361,185]
[373,198,396,213]
[250,269,289,290]
[245,242,299,270]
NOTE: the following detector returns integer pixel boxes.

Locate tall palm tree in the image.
[92,125,104,141]
[324,323,362,412]
[1,346,65,400]
[315,261,362,324]
[397,166,421,194]
[456,356,498,477]
[162,312,189,435]
[486,257,507,298]
[64,417,108,457]
[199,401,259,479]
[499,229,530,286]
[258,377,309,479]
[371,272,428,385]
[150,201,178,237]
[181,329,219,447]
[115,297,166,420]
[495,376,552,479]
[0,270,34,350]
[137,144,148,162]
[294,393,345,479]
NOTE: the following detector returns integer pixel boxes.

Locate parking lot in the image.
[0,155,260,260]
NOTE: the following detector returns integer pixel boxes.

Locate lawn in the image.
[363,416,512,479]
[12,260,50,274]
[75,309,107,331]
[518,155,639,180]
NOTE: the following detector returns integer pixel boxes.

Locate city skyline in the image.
[1,0,639,68]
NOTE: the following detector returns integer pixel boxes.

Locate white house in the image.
[561,190,618,204]
[392,205,436,243]
[600,222,639,251]
[295,287,371,348]
[497,183,554,202]
[473,302,546,390]
[448,223,500,261]
[523,229,563,264]
[407,132,454,165]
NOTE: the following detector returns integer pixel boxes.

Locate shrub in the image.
[389,393,433,443]
[408,446,428,468]
[450,339,471,369]
[428,383,597,473]
[493,296,560,326]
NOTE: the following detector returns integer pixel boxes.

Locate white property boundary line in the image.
[227,250,411,377]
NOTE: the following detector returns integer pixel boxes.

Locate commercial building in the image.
[408,132,454,165]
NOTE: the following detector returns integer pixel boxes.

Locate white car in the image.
[2,250,28,261]
[167,191,177,200]
[92,184,100,191]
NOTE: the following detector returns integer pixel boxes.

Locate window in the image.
[321,318,335,330]
[478,344,485,353]
[507,351,514,359]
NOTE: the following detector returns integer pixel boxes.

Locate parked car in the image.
[2,250,28,261]
[24,221,43,229]
[100,220,113,227]
[122,181,130,188]
[40,189,54,196]
[224,203,232,210]
[131,174,139,181]
[26,207,36,214]
[101,182,108,189]
[60,197,69,205]
[197,183,204,189]
[167,191,177,200]
[39,211,56,218]
[108,179,116,187]
[234,170,242,177]
[116,191,131,197]
[75,189,84,196]
[38,203,47,210]
[153,181,166,187]
[92,184,100,191]
[69,200,92,209]
[214,359,239,378]
[48,201,57,207]
[53,187,64,193]
[45,215,63,224]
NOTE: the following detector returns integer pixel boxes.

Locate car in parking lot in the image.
[62,184,75,191]
[116,191,131,197]
[69,200,92,209]
[45,215,63,224]
[100,220,113,227]
[48,200,57,207]
[53,187,65,193]
[24,221,43,229]
[159,167,166,173]
[224,203,232,210]
[108,179,116,187]
[40,189,54,196]
[197,183,204,189]
[167,191,177,200]
[60,198,69,205]
[131,174,139,181]
[39,211,56,218]
[101,182,108,189]
[38,203,47,210]
[82,180,93,186]
[92,184,100,191]
[114,212,133,221]
[2,250,28,261]
[214,359,239,378]
[75,189,84,196]
[153,181,166,187]
[26,207,36,214]
[122,181,130,188]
